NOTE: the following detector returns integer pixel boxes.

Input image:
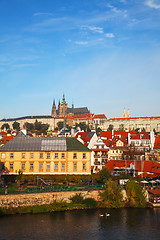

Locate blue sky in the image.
[0,0,160,119]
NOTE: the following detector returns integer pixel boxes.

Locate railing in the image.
[0,184,104,195]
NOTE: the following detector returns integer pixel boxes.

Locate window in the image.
[61,163,65,170]
[10,153,14,159]
[83,163,86,170]
[73,163,77,170]
[61,153,65,159]
[10,163,13,170]
[73,153,77,159]
[83,153,86,159]
[46,163,50,170]
[55,153,58,159]
[47,153,50,159]
[55,163,58,170]
[30,153,34,159]
[22,153,25,158]
[30,163,33,170]
[2,153,5,159]
[21,163,25,170]
[40,153,43,159]
[116,150,118,153]
[39,163,43,170]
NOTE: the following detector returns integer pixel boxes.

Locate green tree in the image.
[100,179,123,208]
[99,168,111,184]
[24,122,34,132]
[34,120,42,131]
[96,127,102,136]
[12,121,20,132]
[107,124,113,131]
[1,123,10,130]
[126,179,147,207]
[57,121,64,130]
[75,122,90,132]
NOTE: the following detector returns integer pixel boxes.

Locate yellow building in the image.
[0,133,91,175]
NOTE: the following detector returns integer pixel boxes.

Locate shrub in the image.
[70,193,84,204]
[83,198,97,207]
[98,168,111,184]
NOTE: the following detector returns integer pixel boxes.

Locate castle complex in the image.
[0,95,160,132]
[51,94,90,118]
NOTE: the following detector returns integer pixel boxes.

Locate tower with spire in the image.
[123,108,127,118]
[51,99,57,117]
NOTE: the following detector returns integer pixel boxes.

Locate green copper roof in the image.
[66,137,91,151]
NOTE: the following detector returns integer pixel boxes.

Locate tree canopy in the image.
[100,179,124,208]
[12,121,20,132]
[1,123,10,130]
[125,179,147,207]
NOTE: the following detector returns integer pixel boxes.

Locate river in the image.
[0,208,160,240]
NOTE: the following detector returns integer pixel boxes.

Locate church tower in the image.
[58,94,68,117]
[51,99,57,117]
[123,108,127,118]
[127,109,130,118]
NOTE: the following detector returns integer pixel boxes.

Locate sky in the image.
[0,0,160,119]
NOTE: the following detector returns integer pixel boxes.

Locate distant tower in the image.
[72,99,74,109]
[123,108,127,118]
[127,109,130,118]
[59,94,68,117]
[51,99,57,117]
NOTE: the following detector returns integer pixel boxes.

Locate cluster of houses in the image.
[0,127,160,178]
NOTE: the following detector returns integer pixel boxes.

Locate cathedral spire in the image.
[62,93,67,105]
[51,98,56,117]
[72,99,74,108]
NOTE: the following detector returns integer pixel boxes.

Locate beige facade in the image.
[105,117,160,132]
[1,150,91,175]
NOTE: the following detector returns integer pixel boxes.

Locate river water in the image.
[0,208,159,240]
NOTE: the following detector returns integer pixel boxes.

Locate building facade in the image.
[0,133,91,175]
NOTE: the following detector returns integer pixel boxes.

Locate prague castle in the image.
[51,94,90,117]
[0,95,160,132]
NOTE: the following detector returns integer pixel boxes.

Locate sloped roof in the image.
[108,116,160,121]
[0,136,14,146]
[66,137,91,151]
[0,133,90,152]
[93,114,107,119]
[154,135,160,149]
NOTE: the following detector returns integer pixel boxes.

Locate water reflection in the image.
[0,208,160,240]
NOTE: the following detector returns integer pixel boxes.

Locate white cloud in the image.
[145,0,160,9]
[105,33,115,38]
[33,12,53,16]
[75,41,88,45]
[107,3,128,17]
[87,26,104,34]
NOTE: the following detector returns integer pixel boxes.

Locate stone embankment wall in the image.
[0,190,102,209]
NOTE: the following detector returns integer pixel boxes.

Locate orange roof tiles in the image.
[154,135,160,149]
[108,116,160,121]
[0,136,14,145]
[93,114,107,119]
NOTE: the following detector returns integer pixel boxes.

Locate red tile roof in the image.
[148,190,160,196]
[108,116,160,121]
[154,135,160,149]
[0,136,14,145]
[130,131,150,140]
[101,131,112,139]
[104,160,160,176]
[93,114,107,119]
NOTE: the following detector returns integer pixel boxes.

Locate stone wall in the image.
[0,190,102,209]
